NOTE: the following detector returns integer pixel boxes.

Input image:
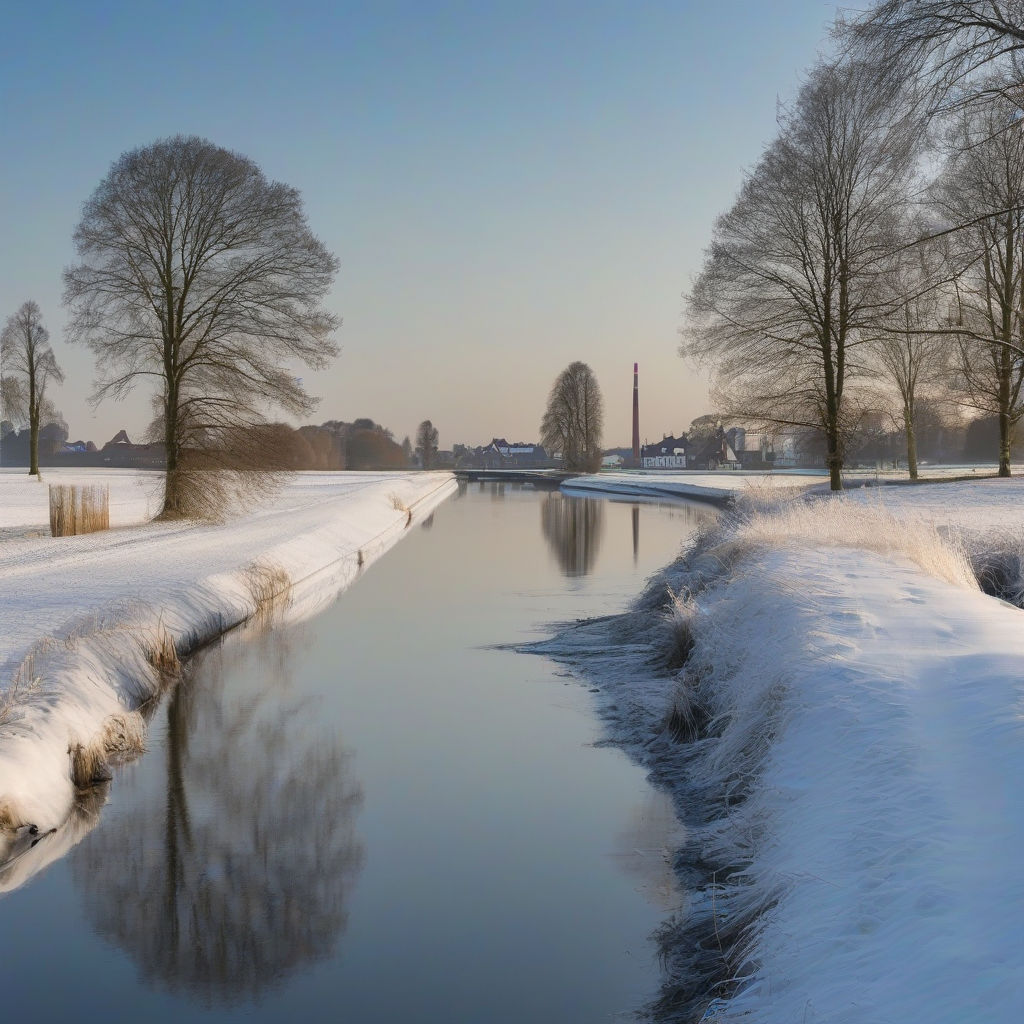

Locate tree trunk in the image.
[904,405,918,480]
[826,416,843,491]
[28,370,39,477]
[161,386,182,517]
[999,408,1012,477]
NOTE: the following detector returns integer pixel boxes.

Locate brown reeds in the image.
[144,627,181,675]
[244,562,293,621]
[69,712,147,790]
[49,484,110,537]
[0,801,21,832]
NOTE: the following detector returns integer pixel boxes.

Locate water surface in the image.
[0,483,711,1022]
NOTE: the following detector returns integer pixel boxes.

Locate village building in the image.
[641,434,688,469]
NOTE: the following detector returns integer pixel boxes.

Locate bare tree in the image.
[416,419,439,469]
[932,96,1024,474]
[870,236,951,478]
[540,361,604,472]
[63,135,339,518]
[0,302,65,477]
[847,2,1024,108]
[682,61,921,490]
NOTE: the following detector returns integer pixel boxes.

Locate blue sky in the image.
[1,1,836,447]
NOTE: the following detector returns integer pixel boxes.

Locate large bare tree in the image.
[540,361,604,472]
[932,96,1024,474]
[0,301,65,477]
[682,61,921,490]
[63,135,340,518]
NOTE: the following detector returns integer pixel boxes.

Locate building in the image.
[457,439,556,470]
[687,425,739,470]
[641,434,687,469]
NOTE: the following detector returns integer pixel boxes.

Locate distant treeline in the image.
[0,417,414,471]
[283,419,410,471]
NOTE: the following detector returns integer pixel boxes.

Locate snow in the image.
[538,488,1024,1022]
[562,470,819,504]
[0,471,457,840]
[0,467,160,533]
[846,475,1024,534]
[692,546,1024,1022]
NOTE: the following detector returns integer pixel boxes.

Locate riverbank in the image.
[0,471,457,836]
[538,480,1024,1022]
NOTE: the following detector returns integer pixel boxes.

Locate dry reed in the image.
[69,712,147,790]
[244,561,293,621]
[0,801,21,832]
[144,626,180,675]
[49,484,110,537]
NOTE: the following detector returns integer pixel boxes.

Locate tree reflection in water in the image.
[71,627,364,1007]
[540,493,605,576]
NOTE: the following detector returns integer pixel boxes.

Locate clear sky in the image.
[1,1,837,449]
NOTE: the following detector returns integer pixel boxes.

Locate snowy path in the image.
[0,471,456,833]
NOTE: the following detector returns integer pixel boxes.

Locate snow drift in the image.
[536,490,1024,1022]
[0,472,456,849]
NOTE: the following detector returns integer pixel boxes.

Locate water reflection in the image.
[71,627,364,1007]
[540,494,605,577]
[632,505,639,565]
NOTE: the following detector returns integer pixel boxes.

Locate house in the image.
[687,426,739,470]
[641,434,687,469]
[460,439,556,469]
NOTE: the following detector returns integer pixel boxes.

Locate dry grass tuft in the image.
[98,712,147,757]
[69,740,112,789]
[68,712,147,790]
[0,801,23,832]
[144,626,180,674]
[386,491,414,527]
[0,652,44,727]
[710,494,980,592]
[244,561,293,621]
[49,484,110,537]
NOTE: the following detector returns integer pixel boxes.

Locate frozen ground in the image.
[0,471,456,838]
[538,486,1024,1022]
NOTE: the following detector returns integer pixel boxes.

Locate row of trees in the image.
[683,2,1024,487]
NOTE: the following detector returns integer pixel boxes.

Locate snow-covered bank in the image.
[562,471,818,505]
[536,493,1024,1022]
[0,472,456,838]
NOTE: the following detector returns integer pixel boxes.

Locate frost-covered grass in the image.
[535,486,1024,1022]
[0,471,456,853]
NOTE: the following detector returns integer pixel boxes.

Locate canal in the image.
[0,482,711,1022]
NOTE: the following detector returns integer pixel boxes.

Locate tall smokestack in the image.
[631,362,640,463]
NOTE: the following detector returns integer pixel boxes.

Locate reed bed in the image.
[49,484,110,537]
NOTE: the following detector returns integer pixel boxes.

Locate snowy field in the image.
[0,471,456,842]
[0,467,160,533]
[539,480,1024,1022]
